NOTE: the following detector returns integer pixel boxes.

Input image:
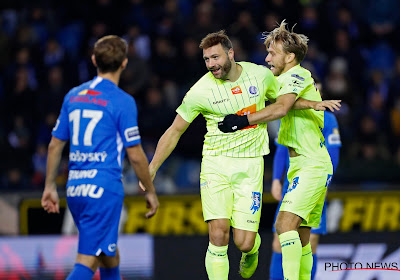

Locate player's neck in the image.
[97,72,121,86]
[225,62,242,82]
[281,62,299,75]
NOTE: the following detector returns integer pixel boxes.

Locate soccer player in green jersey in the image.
[143,30,334,280]
[218,21,341,280]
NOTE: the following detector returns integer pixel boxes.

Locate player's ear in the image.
[121,58,128,70]
[91,55,97,67]
[228,48,234,60]
[285,52,295,64]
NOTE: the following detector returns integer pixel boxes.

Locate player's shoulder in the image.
[188,72,215,93]
[284,65,311,81]
[239,61,273,76]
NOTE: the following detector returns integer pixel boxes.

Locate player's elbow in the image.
[276,105,289,119]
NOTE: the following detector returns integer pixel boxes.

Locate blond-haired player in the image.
[218,21,341,280]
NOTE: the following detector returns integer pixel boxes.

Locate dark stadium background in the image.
[0,0,399,279]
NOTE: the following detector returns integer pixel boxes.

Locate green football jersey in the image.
[177,62,279,158]
[276,65,331,162]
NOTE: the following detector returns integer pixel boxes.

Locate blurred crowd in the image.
[1,0,400,192]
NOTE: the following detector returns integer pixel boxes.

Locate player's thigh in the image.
[230,157,264,233]
[200,155,233,222]
[99,249,120,268]
[280,156,331,228]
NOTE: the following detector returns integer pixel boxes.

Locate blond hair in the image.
[263,20,309,63]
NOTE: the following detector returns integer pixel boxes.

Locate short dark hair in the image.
[93,35,128,73]
[199,30,233,52]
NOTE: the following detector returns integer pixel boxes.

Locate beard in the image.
[209,58,232,80]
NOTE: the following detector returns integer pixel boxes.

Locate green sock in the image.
[279,230,302,280]
[247,232,261,255]
[300,243,313,280]
[205,242,229,280]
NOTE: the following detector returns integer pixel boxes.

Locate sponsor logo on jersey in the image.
[69,151,107,162]
[236,104,258,129]
[68,169,98,180]
[108,243,117,252]
[249,86,259,97]
[250,192,261,214]
[212,98,229,104]
[124,127,140,142]
[231,86,242,94]
[287,177,299,193]
[291,74,305,81]
[67,184,104,198]
[326,174,333,187]
[78,89,102,96]
[70,96,108,106]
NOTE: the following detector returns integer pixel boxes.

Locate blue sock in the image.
[311,254,317,280]
[66,263,94,280]
[100,266,121,280]
[269,252,284,280]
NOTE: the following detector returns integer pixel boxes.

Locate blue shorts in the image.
[67,184,124,256]
[272,180,327,235]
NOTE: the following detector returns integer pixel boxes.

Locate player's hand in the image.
[218,114,249,133]
[313,100,341,112]
[41,183,60,214]
[271,179,282,201]
[145,191,159,219]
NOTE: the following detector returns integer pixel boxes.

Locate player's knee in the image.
[235,238,254,253]
[209,228,229,246]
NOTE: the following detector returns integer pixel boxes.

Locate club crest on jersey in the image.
[250,192,261,214]
[78,89,102,96]
[288,177,299,193]
[231,86,242,95]
[249,85,258,96]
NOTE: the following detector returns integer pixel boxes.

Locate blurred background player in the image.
[269,76,341,280]
[41,35,159,280]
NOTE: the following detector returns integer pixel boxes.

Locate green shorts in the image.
[200,155,264,232]
[280,155,333,228]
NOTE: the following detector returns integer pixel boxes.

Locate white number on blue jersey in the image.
[69,109,103,146]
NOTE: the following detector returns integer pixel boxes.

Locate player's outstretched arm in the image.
[218,94,296,133]
[42,137,66,214]
[126,144,159,218]
[292,98,341,112]
[148,114,190,176]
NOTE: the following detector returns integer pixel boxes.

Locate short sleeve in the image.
[52,97,70,140]
[278,72,310,99]
[118,96,141,147]
[263,68,279,101]
[176,89,201,123]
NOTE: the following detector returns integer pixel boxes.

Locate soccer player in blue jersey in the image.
[269,76,341,280]
[41,35,159,280]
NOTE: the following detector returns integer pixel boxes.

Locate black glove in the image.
[218,114,249,133]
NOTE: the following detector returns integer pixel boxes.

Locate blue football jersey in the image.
[323,111,341,149]
[52,76,141,195]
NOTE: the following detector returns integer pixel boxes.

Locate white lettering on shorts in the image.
[67,184,104,198]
